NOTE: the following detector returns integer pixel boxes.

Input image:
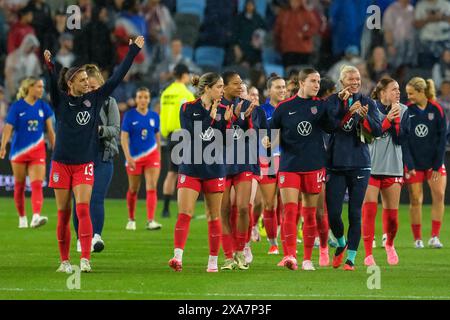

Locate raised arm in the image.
[43,50,60,109]
[97,37,144,99]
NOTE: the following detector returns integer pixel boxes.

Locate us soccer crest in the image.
[311,106,317,115]
[83,100,91,108]
[53,173,59,183]
[428,113,434,121]
[149,118,155,127]
[280,175,285,184]
[180,175,186,183]
[39,110,44,118]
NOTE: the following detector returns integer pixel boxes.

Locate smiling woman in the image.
[43,36,144,274]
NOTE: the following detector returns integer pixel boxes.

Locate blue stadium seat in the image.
[182,46,194,60]
[176,0,206,23]
[263,63,285,77]
[194,46,225,69]
[262,47,282,65]
[238,0,267,18]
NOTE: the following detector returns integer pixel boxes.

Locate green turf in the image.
[0,196,449,300]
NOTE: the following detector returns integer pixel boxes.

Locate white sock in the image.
[174,248,183,261]
[208,255,218,267]
[32,213,40,219]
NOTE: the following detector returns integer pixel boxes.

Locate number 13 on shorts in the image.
[84,163,94,177]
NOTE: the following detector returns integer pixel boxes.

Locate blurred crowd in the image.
[0,0,449,138]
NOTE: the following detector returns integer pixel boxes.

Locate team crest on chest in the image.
[83,100,91,108]
[428,113,434,121]
[311,106,317,115]
[149,118,155,127]
[39,110,44,118]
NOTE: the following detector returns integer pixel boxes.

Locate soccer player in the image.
[326,65,382,271]
[0,77,55,228]
[404,77,447,248]
[121,87,162,231]
[159,64,195,218]
[259,74,286,255]
[44,36,143,273]
[168,73,233,272]
[73,64,120,253]
[362,77,410,266]
[219,71,259,270]
[271,68,337,271]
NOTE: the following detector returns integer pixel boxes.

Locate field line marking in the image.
[0,288,449,300]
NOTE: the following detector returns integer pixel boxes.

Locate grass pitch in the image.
[0,197,449,300]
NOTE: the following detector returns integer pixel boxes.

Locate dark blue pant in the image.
[73,154,114,237]
[325,169,370,251]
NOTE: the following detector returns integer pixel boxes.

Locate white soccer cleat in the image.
[251,225,261,242]
[126,220,136,230]
[19,216,28,228]
[428,236,443,249]
[414,239,424,249]
[80,258,92,272]
[56,260,73,274]
[146,220,162,230]
[382,233,387,248]
[243,246,253,264]
[313,236,320,248]
[77,239,81,253]
[30,214,48,228]
[92,234,104,252]
[302,260,316,271]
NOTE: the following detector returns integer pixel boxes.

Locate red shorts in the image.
[11,145,46,166]
[49,161,94,189]
[369,175,403,189]
[404,165,447,184]
[177,174,226,193]
[258,156,279,185]
[226,171,254,188]
[126,150,160,175]
[278,169,325,194]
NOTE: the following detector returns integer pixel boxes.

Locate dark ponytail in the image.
[58,66,86,92]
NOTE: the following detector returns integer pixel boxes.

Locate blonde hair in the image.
[407,77,436,101]
[16,77,40,100]
[84,64,105,86]
[339,65,359,83]
[191,73,221,97]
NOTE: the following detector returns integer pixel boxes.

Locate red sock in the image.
[283,202,298,257]
[382,209,389,235]
[14,180,26,217]
[235,231,247,251]
[57,209,71,261]
[76,203,93,260]
[362,202,377,257]
[252,204,261,227]
[30,180,43,214]
[296,201,302,226]
[208,219,222,256]
[230,205,238,250]
[146,190,157,221]
[126,191,137,220]
[246,204,253,243]
[174,213,191,250]
[280,216,287,256]
[411,224,422,240]
[302,207,317,261]
[384,208,398,246]
[263,208,277,240]
[431,220,442,238]
[276,193,282,226]
[222,233,234,259]
[317,210,329,249]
